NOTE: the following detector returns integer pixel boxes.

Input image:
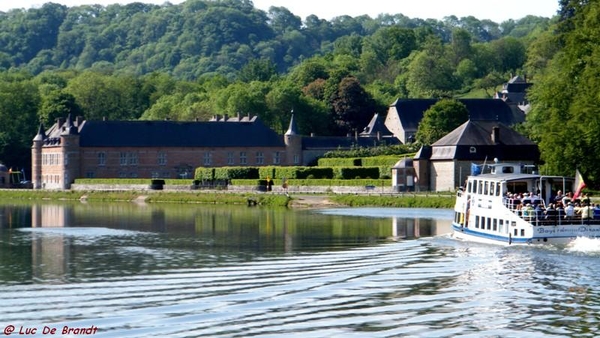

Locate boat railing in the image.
[503,199,600,226]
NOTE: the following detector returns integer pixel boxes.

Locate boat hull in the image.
[452,222,600,246]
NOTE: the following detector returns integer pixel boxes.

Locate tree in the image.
[329,76,376,135]
[405,38,457,97]
[415,99,469,145]
[0,71,40,171]
[526,0,600,186]
[237,59,277,82]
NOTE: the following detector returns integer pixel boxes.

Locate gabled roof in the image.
[433,120,535,147]
[388,98,524,132]
[429,120,539,161]
[360,113,394,137]
[72,119,285,148]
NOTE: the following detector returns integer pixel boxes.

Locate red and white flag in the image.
[572,169,586,200]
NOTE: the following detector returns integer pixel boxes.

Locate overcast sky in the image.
[1,0,559,22]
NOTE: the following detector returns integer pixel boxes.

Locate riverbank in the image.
[0,189,456,209]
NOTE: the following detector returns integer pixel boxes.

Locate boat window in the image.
[487,217,492,230]
[514,229,518,236]
[493,219,497,231]
[468,181,473,193]
[484,181,489,195]
[499,219,504,233]
[496,183,501,196]
[475,216,480,228]
[478,181,483,194]
[490,182,495,196]
[520,229,525,237]
[502,166,514,174]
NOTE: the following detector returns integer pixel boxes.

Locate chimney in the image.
[491,126,500,144]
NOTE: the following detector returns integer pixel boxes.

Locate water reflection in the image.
[0,203,452,284]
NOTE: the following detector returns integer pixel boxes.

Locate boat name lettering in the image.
[536,227,600,235]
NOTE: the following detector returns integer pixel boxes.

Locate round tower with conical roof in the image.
[31,123,46,189]
[59,114,81,189]
[284,114,302,165]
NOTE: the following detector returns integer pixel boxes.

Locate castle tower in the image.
[284,114,303,165]
[59,114,81,189]
[31,123,46,189]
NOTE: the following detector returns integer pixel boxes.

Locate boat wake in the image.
[566,237,600,254]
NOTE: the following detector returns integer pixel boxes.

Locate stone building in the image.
[32,113,398,189]
[413,120,540,192]
[384,98,525,144]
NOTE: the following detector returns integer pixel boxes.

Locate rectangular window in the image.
[227,152,234,165]
[128,152,138,166]
[487,217,492,230]
[158,152,167,166]
[120,152,127,166]
[273,152,281,164]
[98,152,106,166]
[256,152,264,165]
[240,151,247,165]
[204,152,212,166]
[293,154,300,165]
[64,153,69,165]
[85,172,95,178]
[493,219,498,231]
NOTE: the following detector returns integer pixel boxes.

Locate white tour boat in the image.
[452,162,600,245]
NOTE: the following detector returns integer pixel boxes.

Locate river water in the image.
[0,202,599,337]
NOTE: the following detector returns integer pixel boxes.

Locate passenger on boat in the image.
[556,203,564,218]
[562,192,573,207]
[580,202,592,219]
[544,203,557,220]
[593,204,600,220]
[522,203,534,220]
[553,190,564,204]
[564,202,576,219]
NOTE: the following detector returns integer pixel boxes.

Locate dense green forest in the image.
[0,0,598,187]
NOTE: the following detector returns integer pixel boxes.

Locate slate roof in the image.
[433,120,535,147]
[389,98,524,132]
[360,113,394,137]
[429,120,539,161]
[44,118,286,148]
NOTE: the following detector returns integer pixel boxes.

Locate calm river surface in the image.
[0,201,599,337]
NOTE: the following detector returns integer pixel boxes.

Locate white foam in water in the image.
[566,237,600,253]
[18,227,147,238]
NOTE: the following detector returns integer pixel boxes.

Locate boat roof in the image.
[469,173,572,182]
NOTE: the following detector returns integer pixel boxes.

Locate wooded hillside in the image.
[2,0,599,188]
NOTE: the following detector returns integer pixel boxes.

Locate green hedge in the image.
[231,178,390,187]
[195,167,259,180]
[317,158,361,167]
[74,178,193,185]
[362,155,405,166]
[333,167,380,179]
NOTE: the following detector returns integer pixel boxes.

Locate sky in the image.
[1,0,559,23]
